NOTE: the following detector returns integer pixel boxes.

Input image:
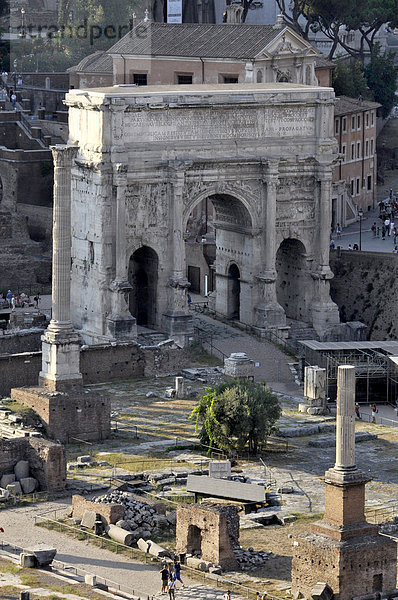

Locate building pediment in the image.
[257,28,318,60]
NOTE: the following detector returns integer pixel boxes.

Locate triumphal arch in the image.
[64,82,340,346]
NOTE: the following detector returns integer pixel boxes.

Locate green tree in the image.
[190,379,281,455]
[365,44,398,118]
[332,59,369,98]
[275,0,398,61]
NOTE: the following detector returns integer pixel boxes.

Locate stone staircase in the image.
[137,329,171,346]
[287,319,318,352]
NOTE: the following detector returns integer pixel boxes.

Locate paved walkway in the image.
[0,500,207,598]
[192,311,301,397]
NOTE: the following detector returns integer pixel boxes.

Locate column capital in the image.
[51,144,78,168]
[261,159,280,183]
[113,163,128,186]
[316,164,333,182]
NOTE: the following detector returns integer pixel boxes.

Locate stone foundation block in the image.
[14,460,29,481]
[20,477,37,494]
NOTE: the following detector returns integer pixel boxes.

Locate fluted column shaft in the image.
[318,166,333,271]
[335,365,356,470]
[114,163,128,282]
[50,145,77,327]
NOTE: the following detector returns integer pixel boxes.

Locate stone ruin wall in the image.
[0,437,66,492]
[72,495,125,525]
[176,504,239,570]
[330,250,398,340]
[292,532,398,600]
[0,342,194,396]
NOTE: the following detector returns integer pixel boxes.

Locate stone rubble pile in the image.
[0,460,38,498]
[93,491,176,540]
[233,546,274,571]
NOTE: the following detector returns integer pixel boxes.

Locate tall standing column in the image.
[107,163,137,340]
[311,165,340,337]
[335,365,356,471]
[48,145,78,330]
[39,145,83,390]
[162,161,193,347]
[254,160,286,329]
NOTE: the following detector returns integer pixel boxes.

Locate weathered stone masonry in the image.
[64,83,342,347]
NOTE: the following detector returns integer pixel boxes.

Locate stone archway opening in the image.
[187,524,202,556]
[228,263,240,320]
[276,238,311,322]
[128,246,158,328]
[185,192,253,323]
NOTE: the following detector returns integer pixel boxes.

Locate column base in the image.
[254,302,286,329]
[39,337,82,392]
[106,314,137,340]
[162,311,194,348]
[311,300,340,340]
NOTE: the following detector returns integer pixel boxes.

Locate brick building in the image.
[332,96,380,228]
[68,20,332,90]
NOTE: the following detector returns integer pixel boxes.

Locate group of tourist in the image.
[160,559,184,598]
[0,290,40,311]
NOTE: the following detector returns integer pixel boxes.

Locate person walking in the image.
[371,404,377,424]
[371,222,377,237]
[173,559,184,587]
[336,223,342,239]
[381,225,386,240]
[355,403,361,419]
[385,217,391,236]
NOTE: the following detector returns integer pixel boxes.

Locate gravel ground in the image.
[0,499,191,597]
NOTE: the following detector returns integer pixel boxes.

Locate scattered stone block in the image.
[7,482,22,495]
[77,455,92,464]
[9,414,23,424]
[20,591,31,600]
[14,461,30,481]
[146,539,172,558]
[116,520,131,531]
[106,524,134,546]
[137,538,150,553]
[283,515,297,524]
[209,460,231,479]
[165,388,176,398]
[20,553,36,568]
[186,556,208,571]
[81,510,98,529]
[23,544,56,566]
[208,566,222,575]
[20,478,37,494]
[1,474,15,488]
[85,574,97,586]
[277,486,294,494]
[310,582,334,600]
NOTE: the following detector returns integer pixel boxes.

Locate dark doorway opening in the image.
[129,246,158,328]
[372,574,382,592]
[187,525,202,555]
[228,263,240,320]
[188,265,200,294]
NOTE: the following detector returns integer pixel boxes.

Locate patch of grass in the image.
[188,344,223,366]
[20,571,40,586]
[290,512,323,522]
[0,563,20,575]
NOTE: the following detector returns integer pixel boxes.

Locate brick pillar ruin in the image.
[11,145,110,443]
[291,365,397,600]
